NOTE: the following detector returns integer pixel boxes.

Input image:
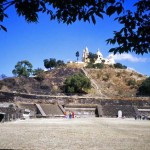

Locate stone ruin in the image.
[0,91,150,122]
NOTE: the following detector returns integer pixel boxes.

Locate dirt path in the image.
[0,118,150,150]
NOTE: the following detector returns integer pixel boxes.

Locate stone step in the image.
[35,104,46,116]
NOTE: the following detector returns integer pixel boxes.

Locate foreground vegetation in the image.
[1,1,149,55]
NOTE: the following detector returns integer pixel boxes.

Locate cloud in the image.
[113,54,147,62]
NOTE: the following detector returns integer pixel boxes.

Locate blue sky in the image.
[0,1,150,77]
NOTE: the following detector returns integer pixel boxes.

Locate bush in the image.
[127,79,136,86]
[94,63,104,69]
[56,60,66,67]
[64,73,91,94]
[138,77,150,96]
[102,74,110,81]
[40,85,50,90]
[33,68,45,81]
[86,63,104,69]
[114,63,127,69]
[86,63,95,68]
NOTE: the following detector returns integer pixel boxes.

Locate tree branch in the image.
[3,1,15,11]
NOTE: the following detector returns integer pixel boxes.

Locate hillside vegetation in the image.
[0,65,147,98]
[0,67,81,95]
[85,66,146,97]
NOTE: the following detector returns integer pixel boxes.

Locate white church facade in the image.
[82,47,115,65]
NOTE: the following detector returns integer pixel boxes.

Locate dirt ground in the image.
[0,118,150,150]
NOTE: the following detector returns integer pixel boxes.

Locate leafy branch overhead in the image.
[0,0,149,54]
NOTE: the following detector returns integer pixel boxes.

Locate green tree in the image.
[139,77,150,96]
[44,59,50,70]
[88,52,98,63]
[64,73,91,94]
[12,60,33,77]
[76,51,79,62]
[56,60,65,67]
[49,58,57,69]
[44,58,57,70]
[33,68,45,81]
[0,1,149,54]
[106,0,150,54]
[0,74,7,79]
[114,63,127,69]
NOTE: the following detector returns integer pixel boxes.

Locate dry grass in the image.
[85,68,146,97]
[0,118,150,150]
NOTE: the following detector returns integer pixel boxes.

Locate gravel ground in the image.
[0,118,150,150]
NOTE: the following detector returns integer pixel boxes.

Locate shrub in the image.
[94,63,104,69]
[86,63,104,69]
[102,74,110,81]
[114,63,127,69]
[97,73,101,79]
[40,85,50,90]
[33,68,45,81]
[116,72,121,77]
[138,77,150,96]
[127,79,136,86]
[138,74,143,77]
[86,63,95,68]
[64,73,91,93]
[130,73,133,76]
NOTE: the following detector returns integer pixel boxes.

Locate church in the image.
[82,47,115,65]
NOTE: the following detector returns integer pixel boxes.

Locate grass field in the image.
[0,118,150,150]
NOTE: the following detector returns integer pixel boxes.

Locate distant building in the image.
[82,47,90,63]
[82,47,115,65]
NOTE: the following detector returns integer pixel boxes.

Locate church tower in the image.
[82,47,90,63]
[94,49,103,64]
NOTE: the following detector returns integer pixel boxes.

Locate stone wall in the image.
[0,91,150,106]
[1,91,150,118]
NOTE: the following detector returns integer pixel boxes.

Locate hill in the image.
[84,66,146,97]
[0,67,81,95]
[0,65,147,98]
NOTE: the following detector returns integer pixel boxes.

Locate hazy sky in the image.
[0,1,150,76]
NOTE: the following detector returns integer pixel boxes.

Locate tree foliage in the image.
[107,1,150,54]
[44,58,65,70]
[138,77,150,96]
[0,0,149,54]
[43,59,50,70]
[56,60,66,67]
[88,52,98,63]
[33,68,45,81]
[49,58,57,69]
[76,51,79,62]
[12,60,33,77]
[114,63,127,69]
[44,58,57,70]
[64,73,91,93]
[86,62,104,69]
[0,74,7,79]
